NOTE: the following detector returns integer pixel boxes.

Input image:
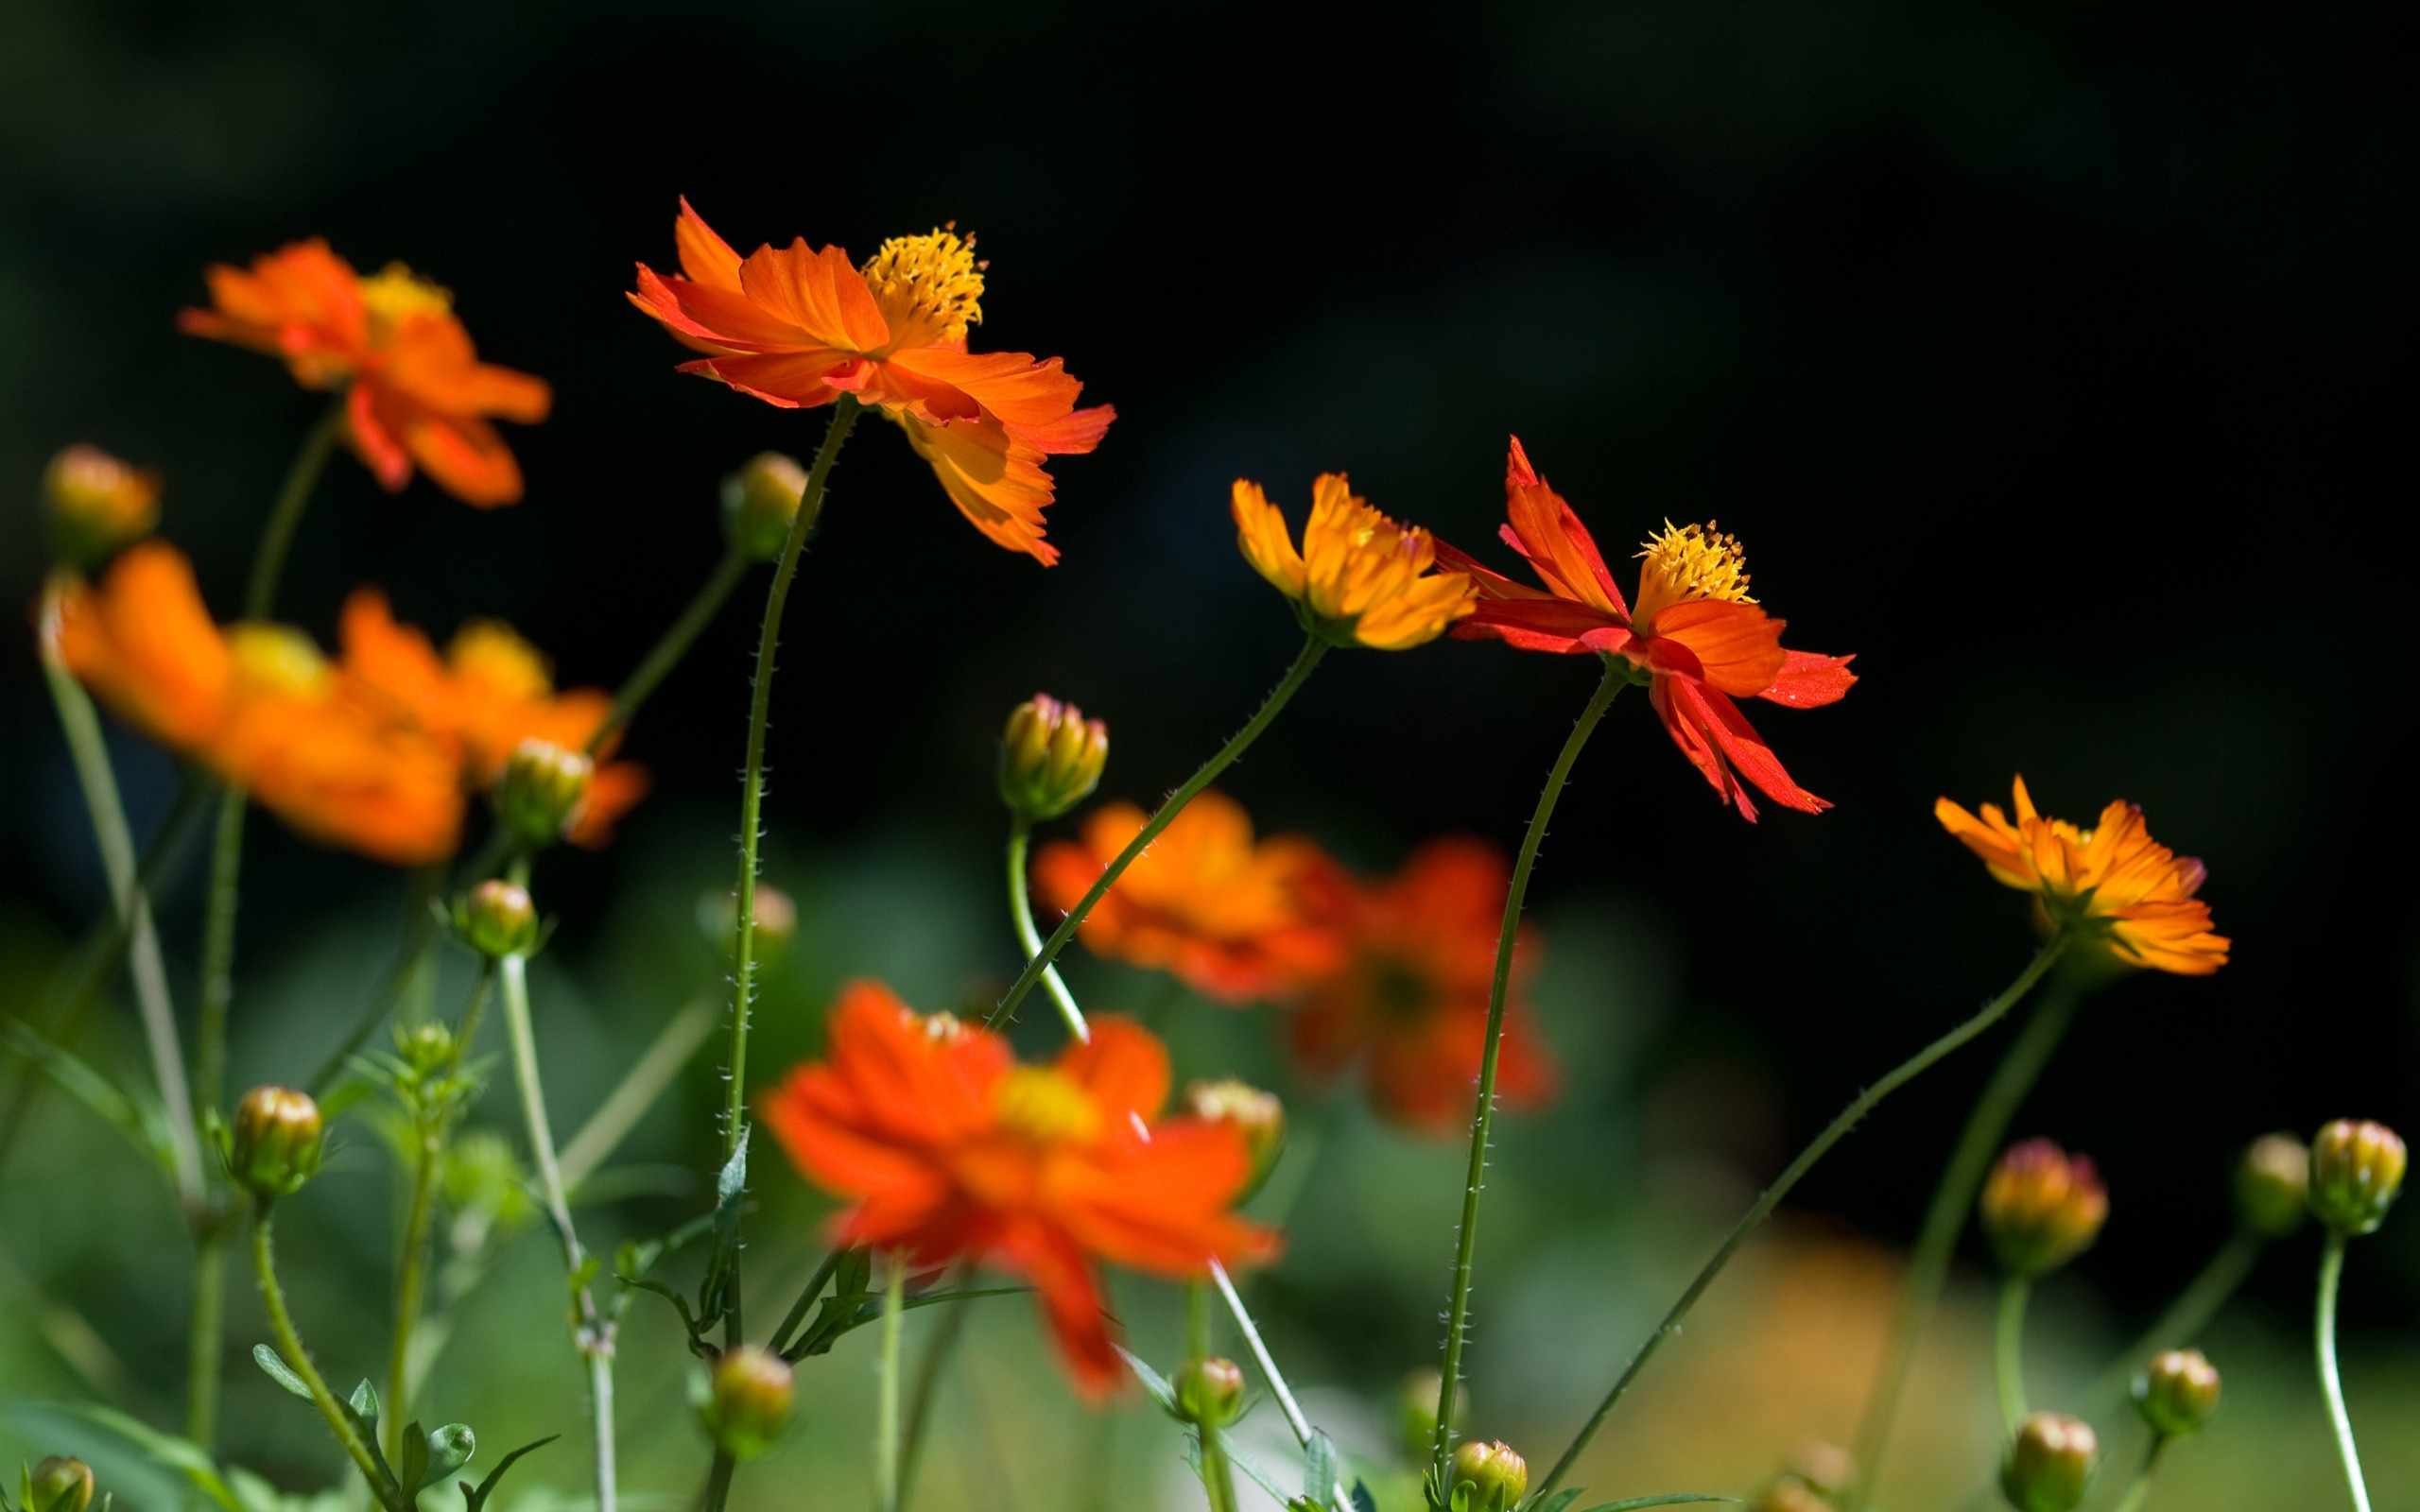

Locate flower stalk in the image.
[251,1211,407,1512]
[875,1253,908,1512]
[2315,1234,2373,1512]
[1996,1277,2032,1434]
[1007,821,1088,1041]
[591,541,754,753]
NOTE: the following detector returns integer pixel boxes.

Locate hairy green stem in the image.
[594,544,754,752]
[252,1211,406,1512]
[1532,936,2067,1502]
[385,964,493,1455]
[1995,1277,2031,1434]
[876,1253,908,1512]
[2316,1233,2372,1512]
[1212,1258,1353,1510]
[1006,822,1088,1041]
[1431,662,1624,1486]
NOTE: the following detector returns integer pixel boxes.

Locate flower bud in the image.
[497,739,593,850]
[1999,1413,2097,1512]
[229,1086,323,1202]
[44,444,160,567]
[1979,1139,2107,1277]
[1184,1078,1286,1191]
[698,1344,793,1461]
[2234,1133,2310,1238]
[1449,1440,1529,1512]
[721,451,810,562]
[1176,1355,1245,1427]
[2133,1349,2221,1439]
[1397,1367,1467,1459]
[26,1458,94,1512]
[998,695,1108,824]
[397,1021,457,1077]
[1747,1478,1829,1512]
[2309,1119,2407,1236]
[454,879,538,959]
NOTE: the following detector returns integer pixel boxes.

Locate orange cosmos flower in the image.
[44,542,462,865]
[761,982,1279,1396]
[1287,839,1557,1135]
[1935,777,2228,976]
[1435,438,1856,821]
[180,239,551,507]
[1232,474,1477,649]
[627,200,1113,565]
[1030,792,1344,1003]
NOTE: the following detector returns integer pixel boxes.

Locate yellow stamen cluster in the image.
[1638,521,1754,606]
[993,1066,1102,1145]
[448,620,554,699]
[861,225,986,346]
[358,263,455,339]
[227,624,335,697]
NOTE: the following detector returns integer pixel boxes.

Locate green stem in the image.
[1431,662,1624,1486]
[1006,823,1088,1041]
[2316,1233,2372,1512]
[769,1246,850,1359]
[898,1266,972,1512]
[1531,935,2068,1503]
[593,544,754,753]
[559,997,718,1192]
[305,866,445,1096]
[243,396,346,620]
[1995,1276,2031,1435]
[1189,1281,1239,1512]
[195,790,245,1121]
[185,1239,224,1451]
[1845,974,2084,1511]
[252,1211,406,1512]
[2078,1227,2263,1419]
[875,1252,908,1512]
[385,964,493,1455]
[1211,1259,1353,1510]
[987,634,1331,1031]
[2106,1438,2166,1512]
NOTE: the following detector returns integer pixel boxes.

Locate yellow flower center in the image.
[992,1067,1101,1146]
[860,226,986,348]
[447,620,553,700]
[358,263,455,341]
[227,624,335,697]
[1633,520,1754,624]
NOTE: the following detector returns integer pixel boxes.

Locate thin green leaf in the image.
[458,1436,558,1512]
[1115,1347,1178,1414]
[1527,1491,1582,1512]
[251,1346,312,1400]
[1305,1431,1340,1509]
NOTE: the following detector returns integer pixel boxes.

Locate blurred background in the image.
[2,0,2414,1508]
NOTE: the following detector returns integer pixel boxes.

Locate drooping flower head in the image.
[1030,792,1343,1003]
[1935,777,2228,976]
[1287,838,1557,1135]
[761,983,1280,1395]
[180,239,551,507]
[627,201,1114,565]
[1232,474,1477,649]
[1435,438,1856,820]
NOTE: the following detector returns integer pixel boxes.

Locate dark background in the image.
[3,0,2415,1355]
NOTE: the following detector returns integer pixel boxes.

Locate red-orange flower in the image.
[627,200,1113,564]
[180,240,551,507]
[1287,839,1557,1135]
[43,543,462,865]
[1436,438,1856,821]
[761,983,1279,1395]
[1030,793,1343,1003]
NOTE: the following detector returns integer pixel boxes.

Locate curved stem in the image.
[987,634,1330,1031]
[1995,1277,2031,1434]
[875,1254,908,1512]
[1430,662,1624,1486]
[385,963,493,1455]
[2077,1227,2263,1419]
[1212,1258,1353,1511]
[2107,1438,2166,1512]
[252,1211,406,1512]
[592,544,754,754]
[1532,935,2067,1502]
[243,396,346,620]
[2316,1233,2372,1512]
[1006,823,1088,1041]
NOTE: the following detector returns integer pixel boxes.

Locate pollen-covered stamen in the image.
[861,224,987,346]
[1634,520,1754,624]
[227,624,336,697]
[358,263,455,341]
[994,1066,1103,1145]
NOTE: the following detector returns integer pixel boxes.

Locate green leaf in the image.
[421,1426,475,1489]
[458,1436,557,1512]
[1305,1431,1340,1509]
[1571,1498,1737,1511]
[1115,1347,1178,1415]
[251,1346,312,1400]
[1351,1481,1377,1512]
[349,1381,380,1427]
[0,1022,171,1176]
[1528,1492,1583,1512]
[397,1421,429,1501]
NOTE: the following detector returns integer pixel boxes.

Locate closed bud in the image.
[1999,1413,2096,1512]
[1449,1440,1528,1512]
[998,695,1108,824]
[1398,1367,1467,1459]
[497,739,593,849]
[2233,1133,2309,1238]
[721,451,810,562]
[396,1021,457,1077]
[27,1458,94,1512]
[698,1344,793,1461]
[1979,1139,2107,1277]
[230,1086,323,1201]
[455,880,538,959]
[1176,1356,1245,1427]
[45,444,160,567]
[2309,1119,2407,1236]
[1184,1079,1286,1191]
[2133,1349,2221,1439]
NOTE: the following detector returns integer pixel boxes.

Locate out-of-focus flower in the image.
[230,1086,324,1201]
[760,982,1278,1396]
[44,444,161,567]
[1287,838,1557,1136]
[180,239,550,507]
[1397,1368,1467,1462]
[1436,439,1855,820]
[722,451,810,561]
[2235,1133,2310,1238]
[627,200,1112,564]
[1030,793,1343,1003]
[46,543,462,865]
[1934,777,2228,976]
[700,885,799,968]
[1183,1079,1286,1190]
[697,1345,793,1460]
[2308,1119,2406,1236]
[1230,474,1476,649]
[999,694,1109,824]
[2134,1349,2221,1438]
[1979,1139,2108,1277]
[2000,1413,2096,1512]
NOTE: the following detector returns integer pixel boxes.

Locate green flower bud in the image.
[454,879,538,959]
[1176,1356,1245,1427]
[698,1344,793,1461]
[496,739,593,850]
[1979,1139,2107,1277]
[26,1458,94,1512]
[998,694,1108,824]
[396,1021,456,1077]
[229,1086,323,1202]
[2309,1119,2406,1236]
[2233,1133,2310,1238]
[721,452,810,562]
[2000,1413,2096,1512]
[1449,1440,1528,1512]
[1184,1078,1286,1192]
[44,444,159,568]
[1398,1367,1467,1461]
[2133,1349,2221,1439]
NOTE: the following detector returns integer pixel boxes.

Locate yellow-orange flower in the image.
[1232,474,1476,649]
[1936,777,2228,976]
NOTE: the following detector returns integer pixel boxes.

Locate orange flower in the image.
[1436,438,1856,821]
[1030,792,1343,1003]
[626,200,1113,564]
[761,983,1279,1395]
[180,239,551,507]
[44,542,462,865]
[1287,839,1557,1135]
[1935,777,2228,975]
[1231,474,1476,649]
